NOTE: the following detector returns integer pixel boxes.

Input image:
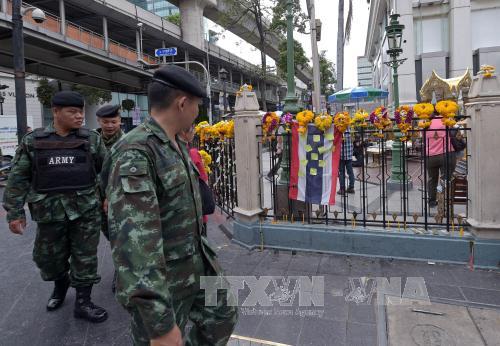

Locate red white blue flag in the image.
[289,122,342,205]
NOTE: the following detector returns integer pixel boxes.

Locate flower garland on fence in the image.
[213,120,234,140]
[394,105,414,141]
[369,106,392,138]
[413,103,434,129]
[296,110,314,135]
[314,113,333,132]
[333,111,351,133]
[195,121,216,145]
[280,112,294,133]
[199,149,212,174]
[262,112,280,141]
[352,109,369,128]
[436,100,459,127]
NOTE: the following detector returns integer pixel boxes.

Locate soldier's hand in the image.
[9,219,26,235]
[103,199,108,214]
[150,325,183,346]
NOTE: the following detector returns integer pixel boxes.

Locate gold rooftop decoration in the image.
[420,69,472,102]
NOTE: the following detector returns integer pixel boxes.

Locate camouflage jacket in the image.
[96,128,124,149]
[2,123,107,223]
[101,117,221,339]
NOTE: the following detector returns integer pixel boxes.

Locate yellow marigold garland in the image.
[436,100,458,127]
[352,109,369,128]
[262,112,280,142]
[296,110,314,135]
[333,111,351,133]
[313,113,333,132]
[199,149,212,174]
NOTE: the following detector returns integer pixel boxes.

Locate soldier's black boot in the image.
[47,273,70,311]
[74,286,108,323]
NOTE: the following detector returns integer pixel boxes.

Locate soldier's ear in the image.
[177,95,189,112]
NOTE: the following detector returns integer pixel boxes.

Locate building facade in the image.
[128,0,179,17]
[357,56,373,87]
[365,0,500,105]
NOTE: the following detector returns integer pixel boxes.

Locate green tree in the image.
[36,78,57,107]
[165,13,180,26]
[319,51,336,96]
[277,39,309,79]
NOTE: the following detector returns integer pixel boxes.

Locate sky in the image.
[206,0,370,91]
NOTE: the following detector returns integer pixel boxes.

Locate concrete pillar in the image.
[59,0,66,36]
[465,73,500,239]
[103,16,109,52]
[1,0,8,13]
[240,74,243,86]
[229,69,233,85]
[449,0,472,77]
[178,0,216,50]
[394,0,417,104]
[136,29,141,61]
[233,86,262,223]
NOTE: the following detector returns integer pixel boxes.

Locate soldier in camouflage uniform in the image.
[102,66,237,345]
[3,91,108,323]
[95,104,124,150]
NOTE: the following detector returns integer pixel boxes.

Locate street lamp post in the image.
[219,67,228,116]
[383,13,411,189]
[12,1,46,143]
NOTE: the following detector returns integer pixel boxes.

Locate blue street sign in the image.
[155,47,177,57]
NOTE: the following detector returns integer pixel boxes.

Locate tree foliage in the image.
[71,85,112,105]
[319,51,336,96]
[277,39,309,79]
[121,99,135,112]
[36,78,57,107]
[165,13,181,26]
[269,0,308,36]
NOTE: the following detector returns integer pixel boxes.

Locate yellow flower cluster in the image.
[213,120,234,140]
[195,120,235,144]
[413,103,434,119]
[296,110,314,135]
[262,112,280,141]
[480,65,495,78]
[436,100,459,127]
[199,149,212,174]
[352,109,369,128]
[236,84,253,97]
[333,112,351,133]
[313,113,333,132]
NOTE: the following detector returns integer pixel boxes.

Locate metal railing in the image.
[6,1,159,66]
[201,138,238,217]
[258,120,470,233]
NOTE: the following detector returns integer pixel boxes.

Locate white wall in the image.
[471,8,500,49]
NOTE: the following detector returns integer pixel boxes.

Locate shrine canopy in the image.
[328,86,389,103]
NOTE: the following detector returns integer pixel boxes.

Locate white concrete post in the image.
[233,86,262,223]
[1,0,8,13]
[465,72,500,238]
[449,0,472,77]
[103,16,109,52]
[59,0,66,36]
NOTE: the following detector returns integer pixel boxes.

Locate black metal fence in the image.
[201,138,238,216]
[258,120,470,233]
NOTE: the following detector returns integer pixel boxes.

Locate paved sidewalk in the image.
[1,204,499,345]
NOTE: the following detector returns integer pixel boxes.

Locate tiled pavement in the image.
[1,205,499,346]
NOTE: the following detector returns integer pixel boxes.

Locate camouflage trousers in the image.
[32,210,102,288]
[130,271,238,346]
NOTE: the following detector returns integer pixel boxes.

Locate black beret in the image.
[96,104,121,118]
[51,91,84,108]
[152,65,206,98]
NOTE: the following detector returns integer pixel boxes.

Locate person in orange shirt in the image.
[425,117,456,207]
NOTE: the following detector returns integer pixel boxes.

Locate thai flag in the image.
[289,122,342,205]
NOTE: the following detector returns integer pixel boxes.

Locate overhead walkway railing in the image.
[5,0,160,66]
